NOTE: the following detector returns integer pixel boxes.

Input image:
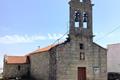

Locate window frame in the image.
[80,52,85,60]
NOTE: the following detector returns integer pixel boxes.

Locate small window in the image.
[80,52,85,60]
[18,65,21,71]
[83,12,88,28]
[80,43,84,49]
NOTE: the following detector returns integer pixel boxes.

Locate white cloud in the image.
[0,34,67,44]
[48,33,64,40]
[0,34,46,44]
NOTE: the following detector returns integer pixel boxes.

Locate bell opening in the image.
[75,22,79,27]
[74,10,80,22]
[83,22,87,28]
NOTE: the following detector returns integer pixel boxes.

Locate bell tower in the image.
[69,0,94,41]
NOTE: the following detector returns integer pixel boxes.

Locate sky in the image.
[0,0,120,68]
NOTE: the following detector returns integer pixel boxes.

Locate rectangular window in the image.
[18,65,21,71]
[80,43,84,49]
[80,52,85,60]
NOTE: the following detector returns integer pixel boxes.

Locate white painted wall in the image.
[107,43,120,72]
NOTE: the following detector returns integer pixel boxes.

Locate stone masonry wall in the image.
[3,64,29,79]
[93,43,107,80]
[54,36,107,80]
[30,52,50,80]
[49,48,57,80]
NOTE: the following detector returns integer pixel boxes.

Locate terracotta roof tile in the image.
[34,45,56,52]
[29,44,57,55]
[27,41,65,56]
[5,56,28,64]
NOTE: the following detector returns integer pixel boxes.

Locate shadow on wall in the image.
[108,72,120,80]
[3,75,37,80]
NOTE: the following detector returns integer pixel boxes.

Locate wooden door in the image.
[78,67,86,80]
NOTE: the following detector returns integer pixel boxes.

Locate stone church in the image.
[3,0,107,80]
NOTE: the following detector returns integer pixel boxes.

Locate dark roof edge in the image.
[6,63,29,65]
[93,42,107,51]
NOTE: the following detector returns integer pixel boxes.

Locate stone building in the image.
[3,0,107,80]
[3,56,29,79]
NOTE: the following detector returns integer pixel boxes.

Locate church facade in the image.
[3,0,107,80]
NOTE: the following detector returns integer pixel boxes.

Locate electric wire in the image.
[51,22,69,46]
[95,25,120,42]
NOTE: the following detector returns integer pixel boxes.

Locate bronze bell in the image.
[83,17,87,22]
[83,13,87,22]
[84,13,87,17]
[75,11,80,22]
[75,16,79,22]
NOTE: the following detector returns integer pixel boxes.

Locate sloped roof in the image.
[28,41,67,56]
[5,56,28,64]
[29,44,58,55]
